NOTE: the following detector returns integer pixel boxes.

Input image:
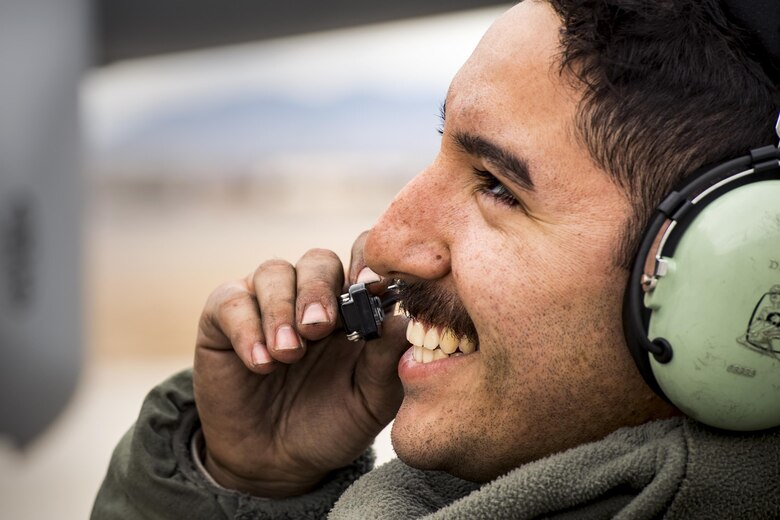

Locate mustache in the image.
[396,280,478,344]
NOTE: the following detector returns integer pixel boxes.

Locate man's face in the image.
[364,1,673,481]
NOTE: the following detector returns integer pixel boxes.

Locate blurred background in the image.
[0,1,508,518]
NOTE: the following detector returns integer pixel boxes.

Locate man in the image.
[93,1,780,518]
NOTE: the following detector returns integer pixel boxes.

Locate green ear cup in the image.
[645,180,780,430]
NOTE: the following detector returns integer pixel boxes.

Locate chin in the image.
[390,401,510,483]
[391,434,507,483]
[390,400,453,471]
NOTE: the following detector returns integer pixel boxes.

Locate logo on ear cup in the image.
[739,284,780,358]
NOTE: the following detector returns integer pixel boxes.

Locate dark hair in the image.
[545,0,777,268]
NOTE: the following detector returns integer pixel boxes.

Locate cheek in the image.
[469,273,632,446]
[456,231,630,372]
[450,207,630,355]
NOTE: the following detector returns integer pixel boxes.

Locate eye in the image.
[472,168,522,209]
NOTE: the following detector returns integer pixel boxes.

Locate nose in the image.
[364,162,452,281]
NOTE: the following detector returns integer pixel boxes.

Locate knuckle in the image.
[217,291,257,326]
[217,288,258,323]
[256,258,293,275]
[208,280,245,304]
[299,248,341,266]
[299,278,335,297]
[202,281,249,330]
[221,287,256,310]
[262,297,296,323]
[312,248,341,262]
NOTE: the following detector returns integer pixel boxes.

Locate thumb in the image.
[353,311,409,423]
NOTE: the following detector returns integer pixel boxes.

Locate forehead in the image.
[445,1,620,202]
[448,1,574,140]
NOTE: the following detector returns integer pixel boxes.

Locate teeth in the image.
[439,329,458,354]
[407,320,425,346]
[406,319,478,364]
[423,327,440,350]
[433,349,448,360]
[459,336,476,354]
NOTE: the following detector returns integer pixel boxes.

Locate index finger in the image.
[348,231,388,294]
[295,248,344,341]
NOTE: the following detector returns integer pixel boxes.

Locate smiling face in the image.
[363,0,677,481]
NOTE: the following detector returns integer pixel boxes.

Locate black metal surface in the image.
[96,0,506,64]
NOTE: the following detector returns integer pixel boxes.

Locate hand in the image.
[193,233,408,498]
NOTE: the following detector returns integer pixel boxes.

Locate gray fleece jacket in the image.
[91,370,780,519]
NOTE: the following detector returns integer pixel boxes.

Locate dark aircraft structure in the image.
[0,0,503,446]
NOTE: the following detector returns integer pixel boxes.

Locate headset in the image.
[622,122,780,431]
[623,0,780,431]
[621,0,780,432]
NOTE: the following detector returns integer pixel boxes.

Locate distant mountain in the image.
[96,90,444,171]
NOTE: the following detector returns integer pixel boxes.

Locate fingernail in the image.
[275,326,301,350]
[251,342,272,366]
[301,303,329,325]
[357,267,381,284]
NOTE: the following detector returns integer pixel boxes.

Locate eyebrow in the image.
[439,99,535,192]
[453,131,535,192]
